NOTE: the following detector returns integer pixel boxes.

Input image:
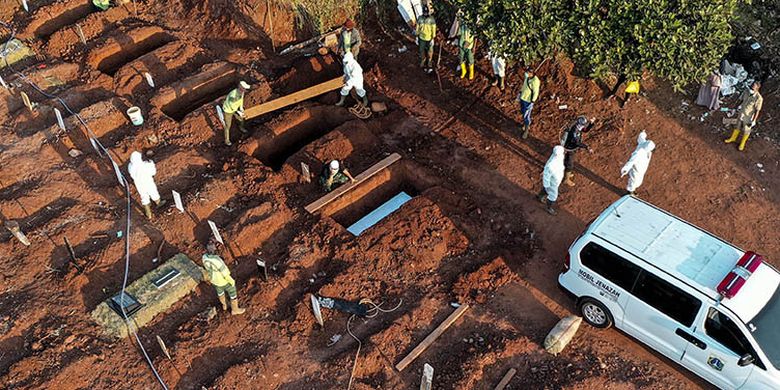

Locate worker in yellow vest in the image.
[457,22,475,80]
[725,81,763,151]
[338,19,362,59]
[416,6,437,74]
[92,0,112,10]
[222,81,250,146]
[201,241,245,315]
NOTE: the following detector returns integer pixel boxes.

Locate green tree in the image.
[569,0,742,91]
[455,0,568,64]
[454,0,743,91]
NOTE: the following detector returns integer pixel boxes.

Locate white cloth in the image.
[621,140,655,192]
[542,146,566,201]
[489,52,506,78]
[128,151,160,205]
[341,52,365,97]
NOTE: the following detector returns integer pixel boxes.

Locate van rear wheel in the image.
[579,298,613,329]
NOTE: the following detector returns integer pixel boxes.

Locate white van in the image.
[558,196,780,389]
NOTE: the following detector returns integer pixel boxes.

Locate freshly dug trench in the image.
[321,161,424,229]
[27,1,95,38]
[151,62,238,121]
[114,42,210,96]
[86,27,175,75]
[243,105,354,170]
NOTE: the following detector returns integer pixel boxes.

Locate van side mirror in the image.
[738,353,755,367]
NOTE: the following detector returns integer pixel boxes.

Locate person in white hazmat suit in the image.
[489,51,506,91]
[128,151,164,219]
[335,52,369,107]
[621,132,655,195]
[537,145,566,215]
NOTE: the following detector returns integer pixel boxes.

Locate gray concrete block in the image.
[91,253,203,339]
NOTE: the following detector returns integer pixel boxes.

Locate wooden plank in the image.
[304,153,402,214]
[245,78,343,119]
[395,304,470,372]
[494,368,516,390]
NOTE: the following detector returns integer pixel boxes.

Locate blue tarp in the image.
[347,192,413,235]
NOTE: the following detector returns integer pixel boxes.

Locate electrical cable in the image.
[1,20,169,390]
[345,298,403,389]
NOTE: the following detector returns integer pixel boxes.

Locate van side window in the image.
[580,242,641,291]
[633,271,701,326]
[705,308,751,356]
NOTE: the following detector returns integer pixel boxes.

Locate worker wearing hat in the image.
[201,241,245,315]
[338,19,362,59]
[416,5,437,73]
[560,115,594,186]
[319,160,356,192]
[222,81,250,146]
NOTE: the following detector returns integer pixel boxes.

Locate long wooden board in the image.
[494,368,516,390]
[304,153,402,214]
[244,77,343,120]
[395,304,470,372]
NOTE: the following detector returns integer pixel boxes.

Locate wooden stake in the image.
[256,259,268,281]
[74,24,86,45]
[395,304,469,371]
[156,335,172,360]
[267,0,275,53]
[0,74,7,89]
[143,72,155,88]
[494,368,516,390]
[54,108,65,131]
[20,91,33,112]
[63,237,84,273]
[21,0,29,12]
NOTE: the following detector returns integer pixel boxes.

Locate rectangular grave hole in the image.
[97,33,175,75]
[325,163,423,234]
[34,3,96,38]
[160,72,237,121]
[254,106,351,171]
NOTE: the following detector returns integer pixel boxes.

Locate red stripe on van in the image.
[717,251,763,299]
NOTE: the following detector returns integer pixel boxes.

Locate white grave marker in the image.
[144,72,155,88]
[0,75,7,89]
[215,105,225,128]
[207,220,224,244]
[420,363,433,390]
[21,0,29,12]
[171,190,184,213]
[54,108,65,130]
[111,160,125,187]
[300,162,311,183]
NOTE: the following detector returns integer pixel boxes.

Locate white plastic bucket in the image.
[127,106,144,126]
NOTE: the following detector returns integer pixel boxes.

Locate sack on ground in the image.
[544,315,582,355]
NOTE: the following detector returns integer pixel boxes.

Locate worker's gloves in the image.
[237,110,245,119]
[751,121,756,127]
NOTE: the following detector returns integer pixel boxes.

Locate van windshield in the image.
[750,286,780,369]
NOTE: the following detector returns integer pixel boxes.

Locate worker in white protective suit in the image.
[537,145,566,215]
[128,151,164,219]
[335,52,369,107]
[621,134,656,195]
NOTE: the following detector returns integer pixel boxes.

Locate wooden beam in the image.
[494,368,516,390]
[304,153,402,214]
[244,78,343,120]
[395,304,470,372]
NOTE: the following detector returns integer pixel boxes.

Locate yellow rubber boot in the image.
[469,64,474,80]
[724,129,740,144]
[218,294,228,311]
[230,298,246,315]
[460,63,466,79]
[738,133,750,151]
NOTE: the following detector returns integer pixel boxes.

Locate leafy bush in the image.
[456,0,745,90]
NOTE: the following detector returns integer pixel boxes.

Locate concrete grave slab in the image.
[91,253,203,338]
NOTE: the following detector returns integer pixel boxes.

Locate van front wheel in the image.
[579,298,613,329]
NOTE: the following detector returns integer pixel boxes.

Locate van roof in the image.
[589,196,742,301]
